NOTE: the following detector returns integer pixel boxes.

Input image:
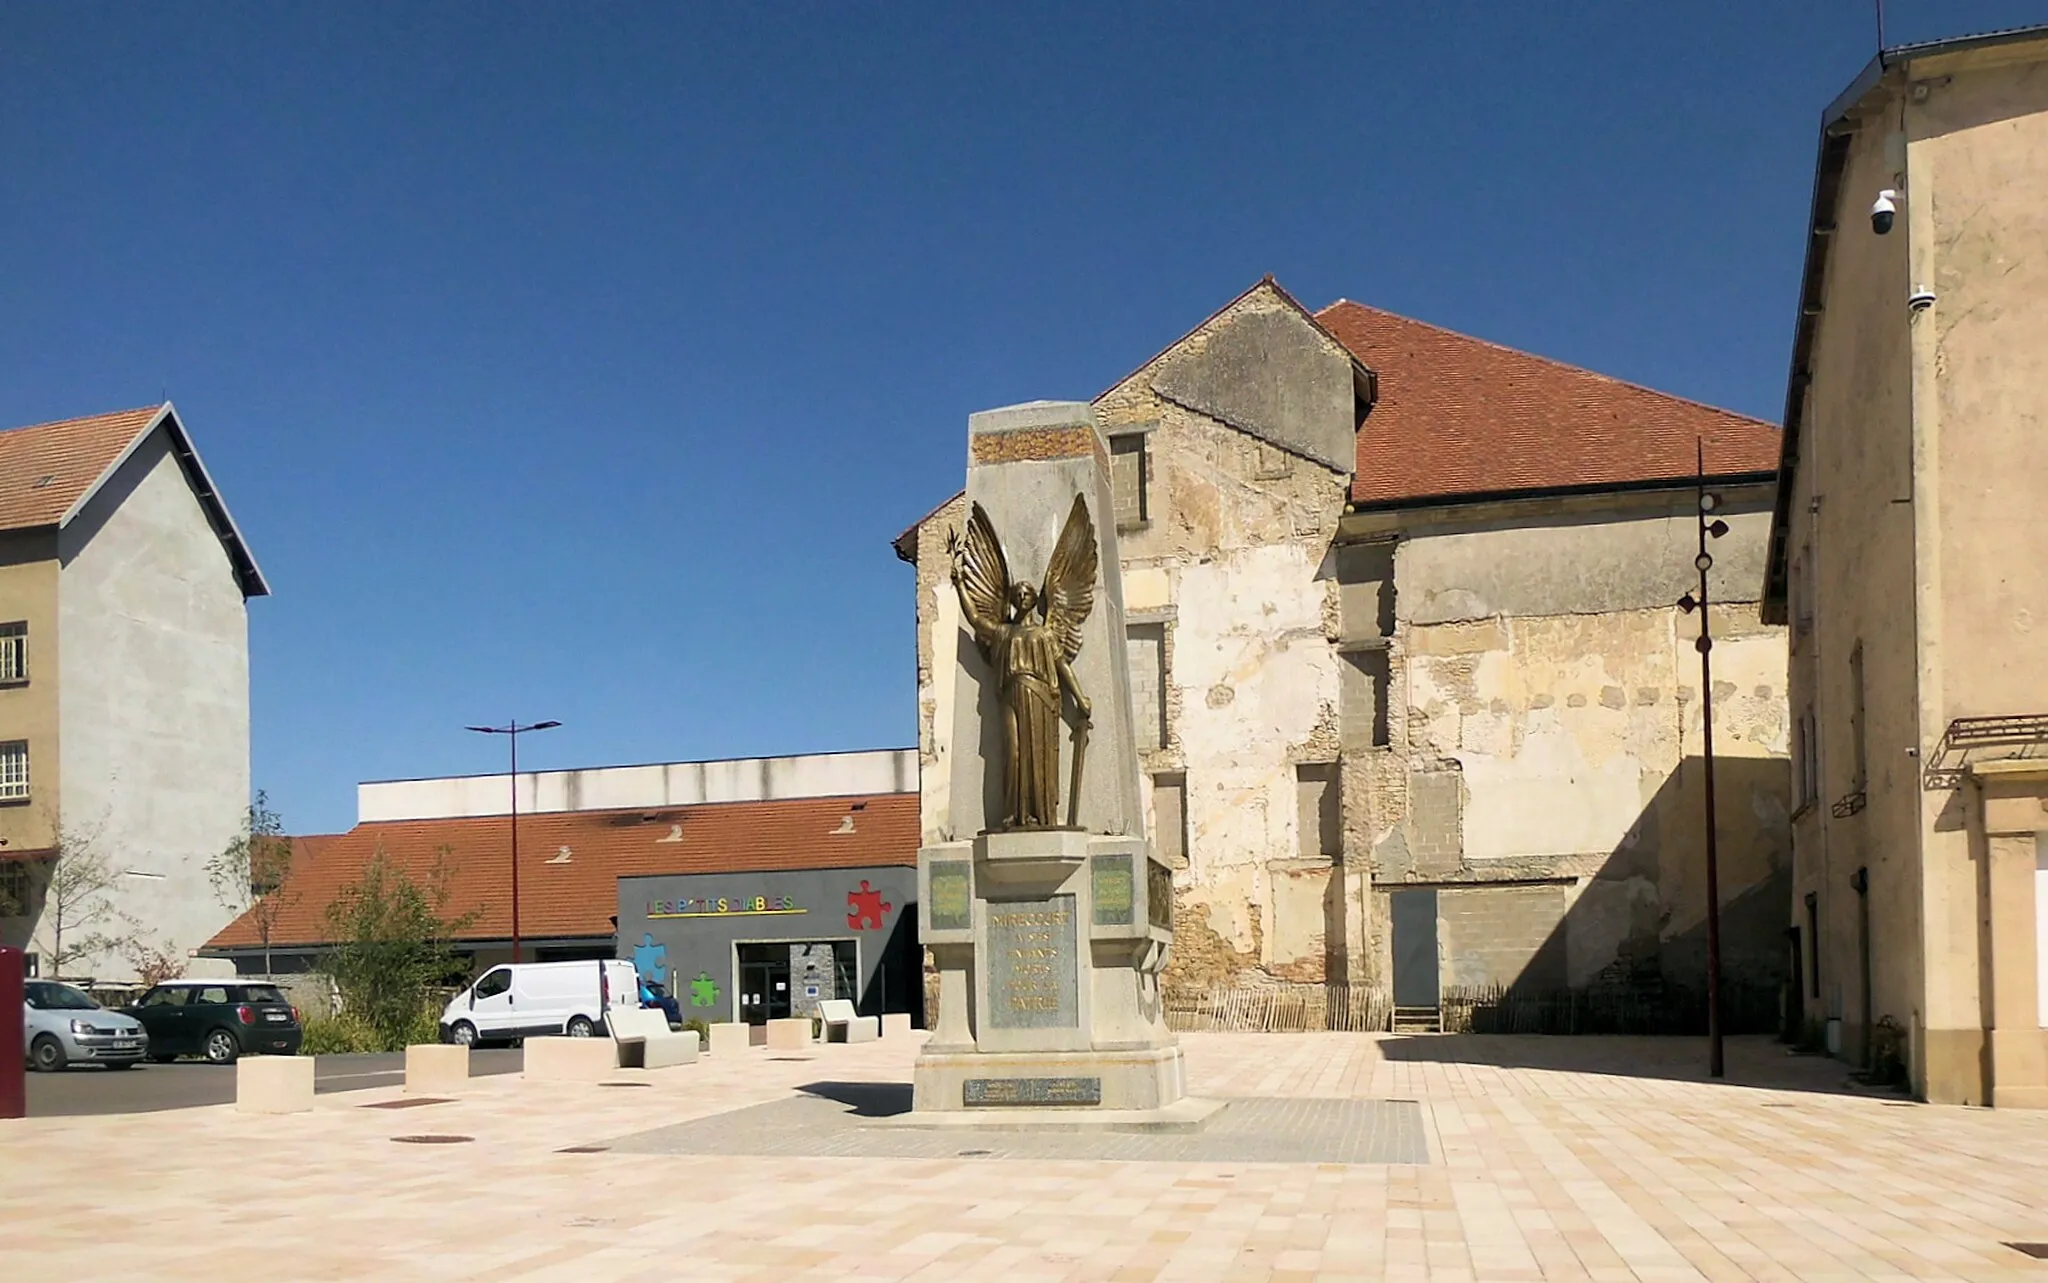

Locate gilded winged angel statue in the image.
[950,494,1098,830]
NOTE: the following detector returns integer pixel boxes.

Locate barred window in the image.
[0,740,26,801]
[0,622,25,684]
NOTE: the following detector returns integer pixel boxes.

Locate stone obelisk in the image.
[912,400,1186,1115]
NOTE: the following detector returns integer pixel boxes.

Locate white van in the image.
[439,959,638,1047]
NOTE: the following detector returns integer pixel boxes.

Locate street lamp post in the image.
[463,719,561,966]
[1677,441,1730,1079]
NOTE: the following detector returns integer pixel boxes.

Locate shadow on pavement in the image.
[798,1081,913,1117]
[1374,1032,1890,1097]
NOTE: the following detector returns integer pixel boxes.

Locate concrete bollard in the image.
[404,1043,470,1093]
[765,1017,812,1051]
[881,1013,914,1040]
[237,1056,315,1114]
[706,1022,752,1057]
[522,1036,617,1082]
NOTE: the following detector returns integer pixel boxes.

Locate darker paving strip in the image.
[598,1091,1432,1165]
[2008,1243,2048,1261]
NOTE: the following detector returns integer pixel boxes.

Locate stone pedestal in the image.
[765,1017,812,1051]
[706,1022,753,1057]
[913,828,1180,1113]
[523,1036,616,1081]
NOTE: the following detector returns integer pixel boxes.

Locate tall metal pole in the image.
[509,722,521,967]
[466,719,559,969]
[1697,478,1725,1080]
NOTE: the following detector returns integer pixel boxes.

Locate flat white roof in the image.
[358,747,918,824]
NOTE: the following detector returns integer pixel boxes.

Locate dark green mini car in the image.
[123,981,304,1064]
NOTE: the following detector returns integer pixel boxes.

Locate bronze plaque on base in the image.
[963,1077,1103,1106]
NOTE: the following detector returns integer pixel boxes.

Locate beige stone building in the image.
[1764,25,2048,1106]
[900,279,1789,1028]
[0,404,266,982]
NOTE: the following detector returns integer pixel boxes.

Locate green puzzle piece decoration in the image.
[689,972,718,1008]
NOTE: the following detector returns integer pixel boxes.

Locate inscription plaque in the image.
[928,860,971,931]
[964,1076,1103,1107]
[1147,858,1173,930]
[1091,853,1133,926]
[985,894,1078,1028]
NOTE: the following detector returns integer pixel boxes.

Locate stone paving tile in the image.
[605,1089,1431,1164]
[7,1032,2048,1281]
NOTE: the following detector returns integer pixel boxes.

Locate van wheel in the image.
[448,1021,477,1047]
[565,1016,595,1038]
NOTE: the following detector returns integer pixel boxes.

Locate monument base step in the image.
[877,1094,1227,1134]
[911,1043,1187,1113]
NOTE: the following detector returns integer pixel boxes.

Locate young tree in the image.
[206,791,299,976]
[320,844,477,1048]
[31,814,131,980]
[121,934,188,987]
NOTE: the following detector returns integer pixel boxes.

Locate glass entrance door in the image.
[737,944,791,1025]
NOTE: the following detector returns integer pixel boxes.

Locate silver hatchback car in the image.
[23,980,149,1071]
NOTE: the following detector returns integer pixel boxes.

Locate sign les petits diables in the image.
[646,894,804,920]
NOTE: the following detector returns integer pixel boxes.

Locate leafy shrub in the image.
[299,1010,381,1055]
[683,1018,711,1045]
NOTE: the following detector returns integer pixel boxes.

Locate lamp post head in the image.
[533,720,562,731]
[1695,552,1714,572]
[1677,592,1699,615]
[1700,492,1720,513]
[1706,518,1729,540]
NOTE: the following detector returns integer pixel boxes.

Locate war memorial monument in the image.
[911,400,1205,1123]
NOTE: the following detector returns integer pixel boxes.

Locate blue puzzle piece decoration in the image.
[631,932,668,983]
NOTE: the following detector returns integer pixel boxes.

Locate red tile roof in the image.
[0,406,165,532]
[1315,301,1780,507]
[203,794,918,951]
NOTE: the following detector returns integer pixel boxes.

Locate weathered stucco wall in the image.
[1093,284,1357,990]
[1782,82,1925,1080]
[1910,44,2048,1100]
[1352,489,1792,1000]
[57,427,251,979]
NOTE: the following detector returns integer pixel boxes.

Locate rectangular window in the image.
[1849,642,1867,794]
[1805,892,1821,999]
[0,621,24,685]
[1110,434,1148,528]
[0,741,26,802]
[1793,543,1814,643]
[1151,772,1187,868]
[1126,623,1167,752]
[1341,649,1392,750]
[1295,762,1342,860]
[0,860,30,916]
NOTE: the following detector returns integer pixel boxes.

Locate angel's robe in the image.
[991,615,1064,828]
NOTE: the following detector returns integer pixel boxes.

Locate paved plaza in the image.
[8,1031,2048,1281]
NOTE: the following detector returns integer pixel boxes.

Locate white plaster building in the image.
[0,403,266,983]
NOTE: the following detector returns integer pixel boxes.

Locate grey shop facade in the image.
[616,864,921,1027]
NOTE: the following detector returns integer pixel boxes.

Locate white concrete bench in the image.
[606,1006,699,1069]
[817,999,879,1043]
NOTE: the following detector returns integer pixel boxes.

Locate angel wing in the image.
[1041,493,1098,661]
[950,502,1010,647]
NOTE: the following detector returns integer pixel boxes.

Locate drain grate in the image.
[1759,1102,1798,1108]
[391,1134,474,1145]
[769,1056,813,1062]
[599,1081,652,1088]
[2008,1243,2048,1260]
[957,1149,992,1157]
[362,1097,451,1110]
[558,1144,611,1154]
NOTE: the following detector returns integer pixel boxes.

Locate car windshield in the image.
[29,983,100,1011]
[240,985,286,1003]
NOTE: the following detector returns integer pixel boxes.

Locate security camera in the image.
[1871,189,1898,235]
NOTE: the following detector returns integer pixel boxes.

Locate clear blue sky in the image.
[3,2,2040,835]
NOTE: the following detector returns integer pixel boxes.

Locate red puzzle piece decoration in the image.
[847,880,893,930]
